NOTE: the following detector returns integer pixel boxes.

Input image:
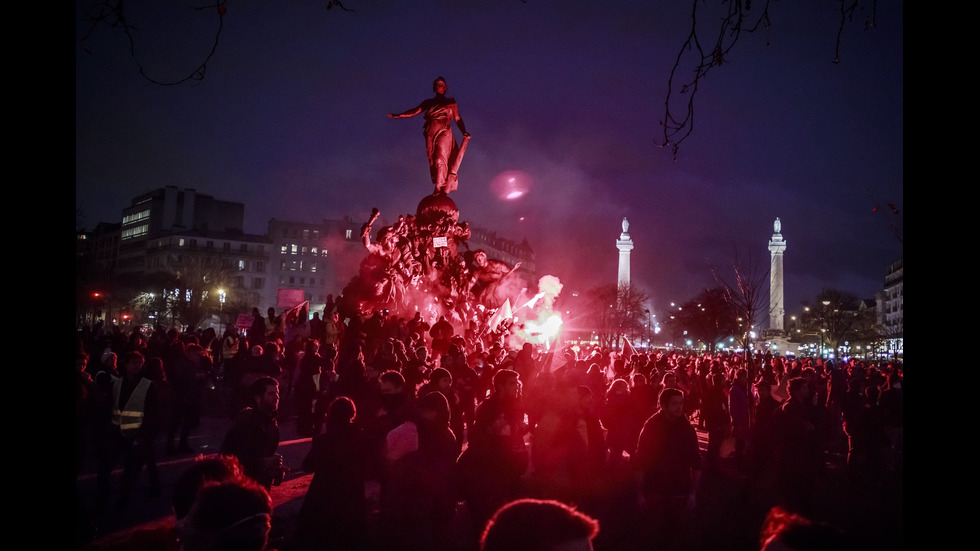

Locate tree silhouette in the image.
[583,283,650,349]
[660,0,882,158]
[712,250,771,374]
[664,287,739,352]
[78,0,356,86]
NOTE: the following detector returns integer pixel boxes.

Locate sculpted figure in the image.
[467,249,522,309]
[388,76,470,194]
[358,209,413,307]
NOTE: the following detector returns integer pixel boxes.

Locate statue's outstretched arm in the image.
[388,103,423,119]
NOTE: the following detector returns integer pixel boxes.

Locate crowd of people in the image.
[76,303,903,551]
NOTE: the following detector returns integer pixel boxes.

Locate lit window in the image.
[122,209,150,225]
[238,260,246,271]
[291,244,298,255]
[281,245,288,255]
[121,224,149,240]
[311,247,318,255]
[345,229,352,239]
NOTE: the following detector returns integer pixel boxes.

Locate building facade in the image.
[117,186,248,278]
[266,217,362,315]
[876,257,903,356]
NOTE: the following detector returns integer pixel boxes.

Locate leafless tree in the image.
[662,287,739,352]
[78,1,356,86]
[584,283,650,349]
[712,250,772,375]
[660,0,881,158]
[143,251,236,329]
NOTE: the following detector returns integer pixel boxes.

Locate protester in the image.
[76,319,901,551]
[221,376,283,489]
[480,498,600,551]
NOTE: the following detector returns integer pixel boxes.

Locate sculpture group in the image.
[337,77,524,332]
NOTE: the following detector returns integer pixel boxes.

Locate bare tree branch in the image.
[79,1,356,86]
[660,0,881,159]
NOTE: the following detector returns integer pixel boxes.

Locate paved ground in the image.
[76,387,903,550]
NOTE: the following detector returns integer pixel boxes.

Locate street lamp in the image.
[218,289,226,334]
[821,300,831,359]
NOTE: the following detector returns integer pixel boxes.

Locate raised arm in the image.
[387,103,424,119]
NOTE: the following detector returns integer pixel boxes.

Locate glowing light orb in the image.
[490,170,531,201]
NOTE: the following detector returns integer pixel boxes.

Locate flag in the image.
[486,298,512,333]
[621,336,638,362]
[281,300,309,325]
[542,332,570,374]
[520,292,544,312]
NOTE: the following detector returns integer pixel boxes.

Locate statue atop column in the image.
[388,76,471,195]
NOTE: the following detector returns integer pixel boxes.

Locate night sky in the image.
[76,1,903,321]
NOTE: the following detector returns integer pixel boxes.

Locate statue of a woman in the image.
[388,76,470,194]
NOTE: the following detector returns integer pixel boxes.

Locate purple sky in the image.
[76,1,903,321]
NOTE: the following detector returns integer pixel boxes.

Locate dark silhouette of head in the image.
[481,498,599,551]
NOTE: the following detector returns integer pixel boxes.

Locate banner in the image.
[235,313,253,329]
[277,288,305,309]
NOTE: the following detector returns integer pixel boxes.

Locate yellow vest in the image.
[111,377,152,437]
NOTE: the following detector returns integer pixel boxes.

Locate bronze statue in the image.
[388,76,471,195]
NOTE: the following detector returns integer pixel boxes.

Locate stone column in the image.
[616,217,634,289]
[768,217,787,331]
